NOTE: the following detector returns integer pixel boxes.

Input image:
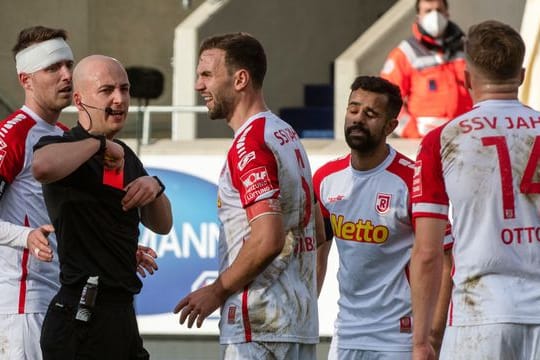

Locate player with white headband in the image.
[15,37,74,75]
[0,27,159,360]
[0,26,74,360]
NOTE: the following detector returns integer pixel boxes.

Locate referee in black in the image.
[33,54,172,359]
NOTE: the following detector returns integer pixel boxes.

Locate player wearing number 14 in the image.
[410,20,540,359]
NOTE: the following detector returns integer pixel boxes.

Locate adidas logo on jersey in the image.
[327,194,345,203]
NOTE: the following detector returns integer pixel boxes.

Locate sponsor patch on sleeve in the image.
[241,166,274,204]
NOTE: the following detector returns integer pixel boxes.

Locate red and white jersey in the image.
[314,148,438,351]
[0,107,65,314]
[217,111,318,344]
[412,99,540,326]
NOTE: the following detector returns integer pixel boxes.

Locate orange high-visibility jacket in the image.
[381,22,472,138]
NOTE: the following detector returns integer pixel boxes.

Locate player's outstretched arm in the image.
[174,209,285,328]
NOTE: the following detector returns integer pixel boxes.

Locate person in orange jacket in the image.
[381,0,472,138]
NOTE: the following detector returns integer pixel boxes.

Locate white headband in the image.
[15,38,74,74]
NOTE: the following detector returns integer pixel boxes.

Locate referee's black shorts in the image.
[40,284,149,360]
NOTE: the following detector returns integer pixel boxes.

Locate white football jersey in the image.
[412,99,540,326]
[314,147,419,351]
[217,111,318,344]
[0,107,65,314]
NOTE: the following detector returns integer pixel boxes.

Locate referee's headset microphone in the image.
[80,102,113,115]
[76,99,112,132]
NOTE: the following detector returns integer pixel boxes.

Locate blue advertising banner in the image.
[136,167,220,316]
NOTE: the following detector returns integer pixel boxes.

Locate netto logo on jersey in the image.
[330,213,389,243]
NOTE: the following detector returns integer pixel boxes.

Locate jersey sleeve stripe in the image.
[412,202,449,217]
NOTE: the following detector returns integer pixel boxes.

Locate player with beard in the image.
[174,32,320,360]
[314,76,453,359]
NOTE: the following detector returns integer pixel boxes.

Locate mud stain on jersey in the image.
[248,298,282,334]
[281,231,295,258]
[509,133,534,180]
[0,335,7,356]
[441,137,459,164]
[249,279,293,335]
[464,275,481,288]
[462,274,483,317]
[441,126,466,177]
[441,127,461,163]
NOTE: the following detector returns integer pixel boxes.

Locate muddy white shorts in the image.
[441,323,540,360]
[0,313,45,360]
[220,341,316,360]
[327,336,411,360]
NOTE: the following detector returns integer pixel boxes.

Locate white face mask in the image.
[419,10,448,38]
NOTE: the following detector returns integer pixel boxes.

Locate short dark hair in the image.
[350,76,403,119]
[199,32,267,89]
[12,26,68,58]
[415,0,448,13]
[465,20,524,82]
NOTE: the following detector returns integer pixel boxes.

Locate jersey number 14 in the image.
[483,135,540,219]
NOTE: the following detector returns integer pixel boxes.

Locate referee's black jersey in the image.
[34,124,148,295]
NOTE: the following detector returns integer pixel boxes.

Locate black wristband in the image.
[153,176,165,198]
[89,134,106,155]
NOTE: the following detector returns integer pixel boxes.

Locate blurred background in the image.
[0,0,535,358]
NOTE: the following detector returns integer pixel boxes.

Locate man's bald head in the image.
[73,55,127,92]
